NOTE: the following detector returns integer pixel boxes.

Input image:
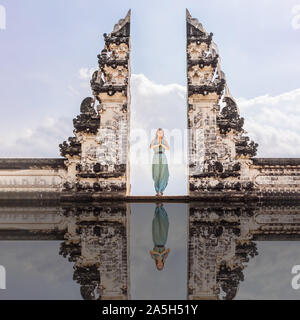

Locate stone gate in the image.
[0,9,299,201]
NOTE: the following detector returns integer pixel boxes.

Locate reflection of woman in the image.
[149,128,170,196]
[149,203,170,270]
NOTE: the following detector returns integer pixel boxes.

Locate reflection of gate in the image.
[187,201,300,300]
[1,201,300,299]
[0,10,299,200]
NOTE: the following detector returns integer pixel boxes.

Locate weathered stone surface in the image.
[60,202,130,300]
[186,9,300,199]
[0,159,67,195]
[59,10,131,199]
[0,158,66,170]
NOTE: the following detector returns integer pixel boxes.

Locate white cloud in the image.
[0,117,72,158]
[237,88,300,157]
[130,74,187,195]
[237,242,300,300]
[78,68,96,81]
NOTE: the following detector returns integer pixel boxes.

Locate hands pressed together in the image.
[150,139,169,150]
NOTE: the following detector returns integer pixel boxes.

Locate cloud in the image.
[129,74,187,195]
[78,68,96,81]
[237,242,300,300]
[0,117,72,158]
[237,88,300,157]
[0,241,80,300]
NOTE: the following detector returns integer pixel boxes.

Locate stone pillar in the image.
[60,202,131,300]
[186,10,258,197]
[188,202,258,300]
[60,10,131,199]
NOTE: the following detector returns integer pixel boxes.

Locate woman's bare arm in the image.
[161,138,170,150]
[150,139,160,149]
[162,248,170,261]
[149,250,157,260]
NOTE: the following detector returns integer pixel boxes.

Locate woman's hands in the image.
[150,143,160,149]
[150,138,170,150]
[159,139,170,150]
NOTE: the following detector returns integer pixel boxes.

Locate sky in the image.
[0,0,300,195]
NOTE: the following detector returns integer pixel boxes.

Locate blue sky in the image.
[0,0,300,194]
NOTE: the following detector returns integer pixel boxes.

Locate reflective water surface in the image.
[0,201,300,300]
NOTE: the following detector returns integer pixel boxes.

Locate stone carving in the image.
[59,10,131,198]
[186,9,299,199]
[59,203,130,300]
[188,201,300,300]
[73,97,100,134]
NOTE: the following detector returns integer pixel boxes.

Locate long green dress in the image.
[152,137,169,194]
[152,204,169,258]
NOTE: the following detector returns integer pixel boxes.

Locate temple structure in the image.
[186,9,300,200]
[0,10,132,201]
[0,9,299,201]
[0,201,131,299]
[187,200,300,299]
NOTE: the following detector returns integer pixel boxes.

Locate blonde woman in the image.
[149,128,170,196]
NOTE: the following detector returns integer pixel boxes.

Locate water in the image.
[0,201,300,300]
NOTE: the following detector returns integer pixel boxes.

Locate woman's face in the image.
[156,260,164,270]
[157,130,163,138]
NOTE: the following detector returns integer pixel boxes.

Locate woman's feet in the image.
[156,190,163,196]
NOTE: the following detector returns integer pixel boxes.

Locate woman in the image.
[149,128,170,196]
[149,203,170,271]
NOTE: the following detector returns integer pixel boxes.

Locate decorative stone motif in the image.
[59,203,130,300]
[188,201,300,300]
[59,10,131,198]
[186,9,299,199]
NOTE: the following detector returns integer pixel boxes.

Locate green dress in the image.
[152,138,169,193]
[152,204,169,258]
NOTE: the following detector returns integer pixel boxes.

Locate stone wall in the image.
[0,159,67,199]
